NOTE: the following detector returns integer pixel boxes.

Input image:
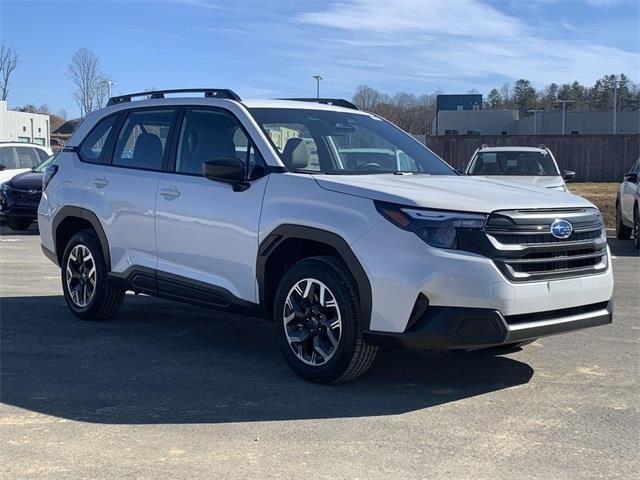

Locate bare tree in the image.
[66,48,110,116]
[0,45,19,101]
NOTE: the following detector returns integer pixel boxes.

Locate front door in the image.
[155,107,268,306]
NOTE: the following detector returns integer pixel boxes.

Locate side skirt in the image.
[108,266,259,317]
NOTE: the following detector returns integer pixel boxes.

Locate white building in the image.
[0,100,50,147]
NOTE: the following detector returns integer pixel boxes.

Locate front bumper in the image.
[363,300,612,350]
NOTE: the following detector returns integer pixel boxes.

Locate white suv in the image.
[38,89,613,383]
[465,145,574,191]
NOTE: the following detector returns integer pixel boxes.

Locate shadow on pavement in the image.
[0,222,39,236]
[608,237,639,258]
[0,294,533,424]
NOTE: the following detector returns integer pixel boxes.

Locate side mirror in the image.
[624,172,638,183]
[203,157,249,192]
[563,170,575,182]
[0,164,5,171]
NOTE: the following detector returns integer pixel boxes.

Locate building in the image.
[516,111,639,135]
[434,104,639,136]
[434,109,519,135]
[436,94,483,112]
[0,100,51,147]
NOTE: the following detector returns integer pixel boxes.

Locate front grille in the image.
[10,188,41,205]
[483,208,608,282]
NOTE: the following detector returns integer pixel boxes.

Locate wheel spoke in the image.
[325,325,339,349]
[287,330,309,344]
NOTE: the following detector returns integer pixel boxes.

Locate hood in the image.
[470,175,565,189]
[314,174,591,213]
[0,168,31,184]
[6,170,43,190]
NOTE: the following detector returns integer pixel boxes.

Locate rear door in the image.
[622,160,639,222]
[81,108,179,274]
[155,107,268,306]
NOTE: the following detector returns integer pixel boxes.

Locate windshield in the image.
[249,108,454,175]
[468,151,559,176]
[33,154,57,173]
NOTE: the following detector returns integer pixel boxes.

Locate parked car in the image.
[616,158,639,249]
[38,89,613,383]
[0,155,56,230]
[464,145,574,191]
[0,142,52,184]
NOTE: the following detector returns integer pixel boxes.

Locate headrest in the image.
[282,137,310,170]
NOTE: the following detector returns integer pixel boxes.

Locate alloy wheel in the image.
[65,244,97,308]
[283,278,342,366]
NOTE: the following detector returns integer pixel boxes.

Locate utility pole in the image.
[613,79,619,134]
[554,100,574,135]
[104,80,115,99]
[527,109,544,135]
[312,75,323,99]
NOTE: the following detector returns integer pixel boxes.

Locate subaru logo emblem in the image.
[28,189,38,195]
[550,218,573,239]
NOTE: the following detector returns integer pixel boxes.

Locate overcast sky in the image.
[2,0,639,117]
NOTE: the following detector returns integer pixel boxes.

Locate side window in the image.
[14,147,42,168]
[0,147,18,170]
[263,123,319,171]
[176,109,260,177]
[0,147,18,169]
[36,148,49,162]
[79,115,118,164]
[113,109,175,170]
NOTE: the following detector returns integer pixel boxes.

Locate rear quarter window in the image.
[79,115,119,164]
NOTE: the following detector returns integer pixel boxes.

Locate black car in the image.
[0,155,55,231]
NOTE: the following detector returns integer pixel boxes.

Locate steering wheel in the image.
[357,162,383,170]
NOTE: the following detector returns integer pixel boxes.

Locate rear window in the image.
[468,151,559,176]
[113,109,175,171]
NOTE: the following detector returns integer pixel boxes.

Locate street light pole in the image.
[527,109,544,135]
[312,75,323,99]
[554,100,574,135]
[613,84,617,133]
[104,80,115,99]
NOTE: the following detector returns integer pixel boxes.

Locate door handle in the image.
[92,177,109,188]
[160,186,181,199]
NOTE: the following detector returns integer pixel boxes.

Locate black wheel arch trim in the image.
[51,206,112,270]
[256,224,373,329]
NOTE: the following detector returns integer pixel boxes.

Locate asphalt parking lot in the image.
[0,224,638,479]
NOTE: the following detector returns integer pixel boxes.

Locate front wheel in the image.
[61,230,125,320]
[274,256,378,384]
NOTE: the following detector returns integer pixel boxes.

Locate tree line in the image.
[353,75,638,135]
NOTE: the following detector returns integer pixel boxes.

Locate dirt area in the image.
[569,183,618,228]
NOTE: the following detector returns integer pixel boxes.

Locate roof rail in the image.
[279,98,359,110]
[107,88,242,106]
[537,143,547,149]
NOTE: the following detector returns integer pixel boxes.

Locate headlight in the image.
[376,202,487,249]
[0,183,10,196]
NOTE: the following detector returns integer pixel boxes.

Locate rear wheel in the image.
[7,218,32,231]
[634,205,639,250]
[274,256,378,384]
[616,201,632,240]
[61,230,125,320]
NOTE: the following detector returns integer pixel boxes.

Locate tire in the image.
[274,256,378,384]
[61,229,125,321]
[7,218,32,231]
[615,201,632,240]
[634,205,639,250]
